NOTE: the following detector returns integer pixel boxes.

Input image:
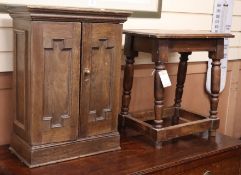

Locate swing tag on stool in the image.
[158,70,171,88]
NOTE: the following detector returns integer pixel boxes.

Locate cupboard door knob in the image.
[83,68,91,81]
[84,68,91,75]
[203,170,213,175]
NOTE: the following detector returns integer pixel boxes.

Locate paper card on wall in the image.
[206,0,233,94]
[158,70,171,88]
[88,0,96,6]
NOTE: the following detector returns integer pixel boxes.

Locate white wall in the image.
[232,0,241,59]
[0,13,13,72]
[124,0,241,64]
[0,0,240,71]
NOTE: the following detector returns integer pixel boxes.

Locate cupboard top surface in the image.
[1,4,131,23]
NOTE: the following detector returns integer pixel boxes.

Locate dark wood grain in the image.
[30,22,81,145]
[5,4,130,23]
[172,52,191,124]
[124,109,214,145]
[120,29,232,148]
[0,133,241,175]
[124,29,234,39]
[80,23,122,137]
[208,39,224,137]
[12,19,31,144]
[132,37,229,56]
[8,4,130,167]
[153,61,165,130]
[119,35,138,127]
[152,40,168,130]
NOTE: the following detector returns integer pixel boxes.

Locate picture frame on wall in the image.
[0,0,162,18]
[88,0,162,18]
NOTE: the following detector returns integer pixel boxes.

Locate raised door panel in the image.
[31,22,81,145]
[80,23,122,137]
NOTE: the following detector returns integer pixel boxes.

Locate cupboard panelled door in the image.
[80,23,122,137]
[31,22,81,144]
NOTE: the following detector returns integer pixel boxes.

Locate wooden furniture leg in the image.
[172,52,191,124]
[119,35,138,127]
[154,61,165,129]
[121,31,232,148]
[152,40,168,130]
[208,39,223,136]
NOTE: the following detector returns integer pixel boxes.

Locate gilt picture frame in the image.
[88,0,162,18]
[0,0,162,18]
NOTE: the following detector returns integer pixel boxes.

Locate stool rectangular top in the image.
[124,29,234,39]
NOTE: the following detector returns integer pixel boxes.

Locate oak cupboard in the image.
[5,5,130,167]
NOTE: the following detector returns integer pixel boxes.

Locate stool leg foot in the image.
[154,141,163,149]
[118,114,126,130]
[209,130,217,137]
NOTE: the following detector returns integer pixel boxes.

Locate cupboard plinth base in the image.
[9,132,120,168]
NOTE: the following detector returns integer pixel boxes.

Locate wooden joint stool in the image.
[119,30,234,148]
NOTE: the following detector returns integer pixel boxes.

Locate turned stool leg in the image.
[154,61,165,129]
[172,52,191,124]
[152,40,168,130]
[119,35,138,127]
[208,47,223,136]
[120,56,135,117]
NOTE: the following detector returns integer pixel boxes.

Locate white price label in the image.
[158,70,171,88]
